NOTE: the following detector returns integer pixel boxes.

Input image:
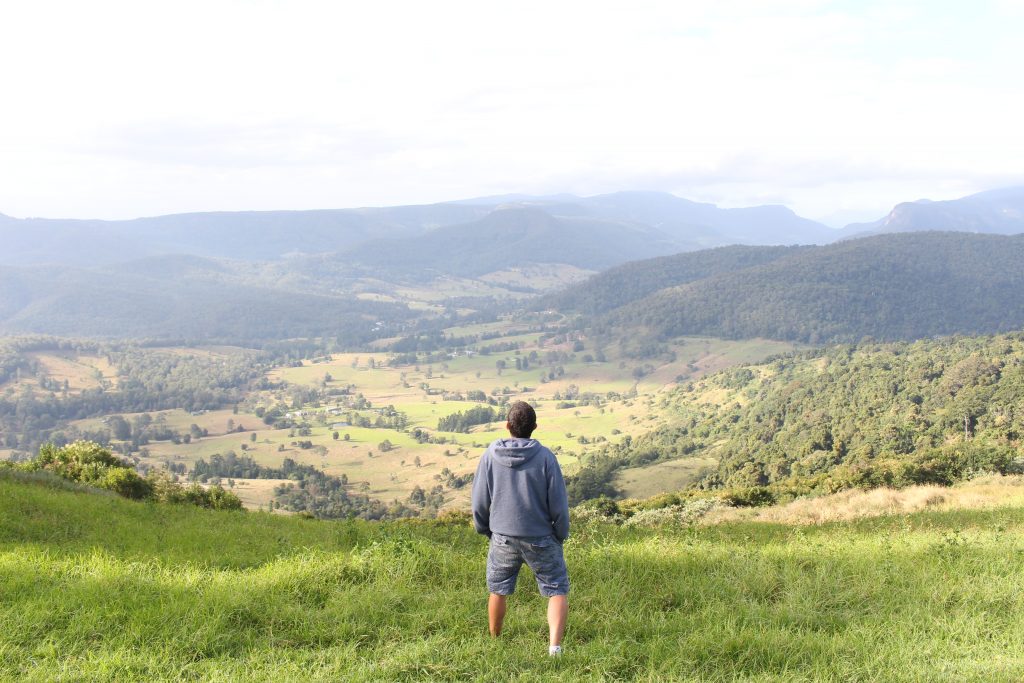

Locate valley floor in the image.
[3,473,1024,681]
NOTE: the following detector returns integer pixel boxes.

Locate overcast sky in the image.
[1,0,1022,224]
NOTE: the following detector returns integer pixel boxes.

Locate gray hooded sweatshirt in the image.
[471,437,570,542]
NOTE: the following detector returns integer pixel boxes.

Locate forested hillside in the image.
[607,232,1024,343]
[539,244,808,315]
[573,332,1024,503]
[0,259,414,342]
[0,339,285,453]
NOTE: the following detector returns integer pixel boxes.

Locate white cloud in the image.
[0,0,1021,219]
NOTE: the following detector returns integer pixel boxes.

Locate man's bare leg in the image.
[488,593,507,637]
[547,595,568,647]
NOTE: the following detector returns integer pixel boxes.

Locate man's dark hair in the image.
[506,401,537,438]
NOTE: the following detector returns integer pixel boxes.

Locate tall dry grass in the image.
[706,475,1024,525]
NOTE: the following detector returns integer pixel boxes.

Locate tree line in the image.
[437,406,503,433]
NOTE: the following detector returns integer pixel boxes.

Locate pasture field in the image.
[72,408,267,438]
[228,478,294,511]
[17,324,795,510]
[477,263,595,290]
[391,276,529,302]
[382,264,594,304]
[128,331,794,511]
[82,327,797,510]
[4,470,1024,681]
[0,351,117,397]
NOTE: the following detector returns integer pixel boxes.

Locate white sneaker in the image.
[549,645,562,657]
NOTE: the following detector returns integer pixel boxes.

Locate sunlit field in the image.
[110,326,797,510]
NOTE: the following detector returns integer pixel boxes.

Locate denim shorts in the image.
[487,532,570,597]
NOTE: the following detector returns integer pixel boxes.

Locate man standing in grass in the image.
[471,401,570,656]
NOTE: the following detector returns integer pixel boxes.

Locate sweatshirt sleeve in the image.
[470,452,492,537]
[547,453,570,541]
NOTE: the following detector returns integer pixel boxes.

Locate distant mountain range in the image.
[4,187,1024,274]
[839,187,1024,238]
[0,191,838,270]
[0,204,490,267]
[3,187,1024,343]
[337,207,678,277]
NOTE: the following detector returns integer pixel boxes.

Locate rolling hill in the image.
[538,244,810,315]
[0,258,412,342]
[605,232,1024,343]
[336,206,681,278]
[0,205,490,266]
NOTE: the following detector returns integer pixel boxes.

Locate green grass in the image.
[614,455,719,498]
[4,474,1024,680]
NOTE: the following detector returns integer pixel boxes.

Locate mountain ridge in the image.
[839,186,1024,238]
[0,191,834,268]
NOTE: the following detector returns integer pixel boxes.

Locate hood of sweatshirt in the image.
[490,438,541,468]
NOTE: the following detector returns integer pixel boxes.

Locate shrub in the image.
[99,466,154,500]
[722,486,777,507]
[33,441,127,481]
[434,508,472,526]
[571,505,624,526]
[622,499,720,527]
[27,442,243,510]
[32,441,153,500]
[178,482,244,510]
[576,496,623,517]
[202,484,245,510]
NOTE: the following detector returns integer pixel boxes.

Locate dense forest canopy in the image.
[539,244,808,315]
[604,232,1024,343]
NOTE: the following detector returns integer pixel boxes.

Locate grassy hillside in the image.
[608,232,1024,343]
[4,470,1024,680]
